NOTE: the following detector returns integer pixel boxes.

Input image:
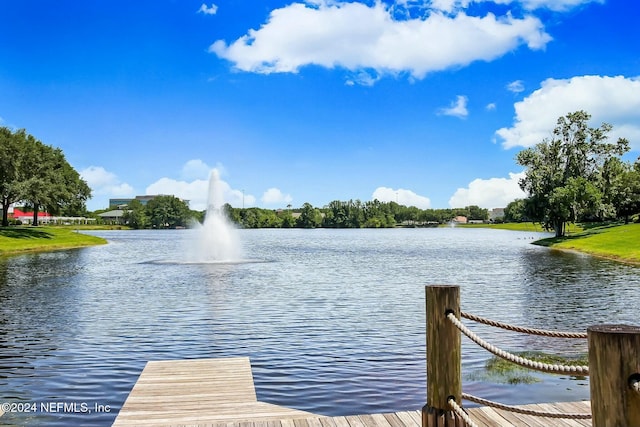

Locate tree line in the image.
[223,201,489,229]
[0,127,91,227]
[110,197,490,230]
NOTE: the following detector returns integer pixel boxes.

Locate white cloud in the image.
[146,177,209,211]
[496,75,640,149]
[80,166,135,211]
[209,2,551,82]
[448,172,527,208]
[345,70,381,87]
[372,187,431,209]
[506,80,524,93]
[486,102,497,111]
[433,0,601,12]
[146,163,256,211]
[261,188,293,205]
[198,3,218,15]
[181,159,212,181]
[439,95,469,118]
[514,0,602,12]
[81,166,134,196]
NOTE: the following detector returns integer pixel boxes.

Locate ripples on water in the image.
[0,228,638,426]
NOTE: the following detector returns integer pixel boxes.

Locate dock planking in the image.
[113,357,592,427]
[112,357,314,426]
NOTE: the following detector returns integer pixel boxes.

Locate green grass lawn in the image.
[535,223,640,264]
[457,222,583,233]
[0,226,107,255]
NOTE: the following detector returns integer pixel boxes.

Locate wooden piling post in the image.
[423,285,464,427]
[588,324,640,427]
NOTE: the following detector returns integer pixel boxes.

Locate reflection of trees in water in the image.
[0,250,86,413]
[520,248,639,334]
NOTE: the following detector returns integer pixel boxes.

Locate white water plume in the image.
[189,169,242,263]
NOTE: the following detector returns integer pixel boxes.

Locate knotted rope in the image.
[447,312,589,375]
[460,311,588,339]
[461,393,592,419]
[447,397,479,427]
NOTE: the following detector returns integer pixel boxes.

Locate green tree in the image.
[0,128,91,225]
[601,157,640,223]
[516,111,629,237]
[123,199,148,229]
[504,199,527,222]
[279,210,296,228]
[20,138,90,225]
[296,202,322,228]
[146,195,191,228]
[0,128,24,226]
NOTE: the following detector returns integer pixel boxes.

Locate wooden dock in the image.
[113,357,592,427]
[113,357,313,426]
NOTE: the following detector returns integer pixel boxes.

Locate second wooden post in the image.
[588,324,640,427]
[423,285,464,427]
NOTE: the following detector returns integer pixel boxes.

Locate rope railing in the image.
[460,311,588,339]
[460,393,592,420]
[424,286,640,427]
[446,311,590,376]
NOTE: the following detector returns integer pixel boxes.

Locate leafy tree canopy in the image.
[0,127,91,226]
[516,111,631,237]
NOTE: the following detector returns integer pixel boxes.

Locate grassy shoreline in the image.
[1,222,637,265]
[533,223,640,265]
[0,226,107,256]
[460,221,639,265]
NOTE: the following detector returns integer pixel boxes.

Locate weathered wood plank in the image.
[466,406,513,427]
[469,401,592,427]
[393,411,421,427]
[381,412,406,427]
[113,357,314,426]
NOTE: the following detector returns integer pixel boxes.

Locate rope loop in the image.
[447,397,479,427]
[447,312,589,375]
[460,311,588,339]
[462,393,592,420]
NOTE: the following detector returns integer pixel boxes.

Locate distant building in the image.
[97,209,128,225]
[6,206,94,225]
[10,208,52,224]
[453,215,468,224]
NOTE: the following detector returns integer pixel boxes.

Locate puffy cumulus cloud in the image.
[80,166,134,197]
[145,176,257,211]
[439,95,469,118]
[146,163,256,211]
[496,75,640,149]
[80,166,135,211]
[146,177,209,211]
[198,3,218,15]
[180,159,212,181]
[372,187,431,209]
[209,1,550,82]
[261,188,293,205]
[448,172,527,208]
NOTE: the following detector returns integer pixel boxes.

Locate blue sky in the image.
[1,0,639,211]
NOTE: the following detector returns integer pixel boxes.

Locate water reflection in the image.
[0,228,637,426]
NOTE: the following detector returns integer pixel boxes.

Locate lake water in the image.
[0,228,638,426]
